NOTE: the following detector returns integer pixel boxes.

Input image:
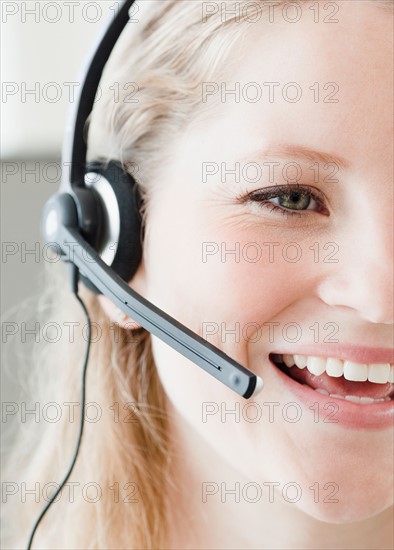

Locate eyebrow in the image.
[241,144,350,170]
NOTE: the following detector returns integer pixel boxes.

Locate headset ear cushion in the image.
[85,160,144,291]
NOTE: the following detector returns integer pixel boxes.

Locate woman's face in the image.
[137,0,393,523]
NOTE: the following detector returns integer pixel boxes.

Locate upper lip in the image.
[268,344,394,364]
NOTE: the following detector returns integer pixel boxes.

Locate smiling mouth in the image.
[269,353,394,403]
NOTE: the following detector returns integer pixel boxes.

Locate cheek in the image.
[143,191,310,458]
[143,186,320,411]
[144,191,317,342]
[144,191,394,523]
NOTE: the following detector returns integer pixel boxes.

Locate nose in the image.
[317,208,394,325]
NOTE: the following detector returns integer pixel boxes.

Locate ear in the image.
[97,259,147,330]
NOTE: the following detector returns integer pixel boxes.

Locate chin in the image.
[297,490,393,525]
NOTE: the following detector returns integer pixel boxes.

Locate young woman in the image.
[4,0,393,548]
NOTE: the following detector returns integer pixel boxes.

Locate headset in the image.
[41,0,264,400]
[27,1,264,546]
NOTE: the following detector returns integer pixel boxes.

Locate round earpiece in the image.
[81,161,144,294]
[41,193,79,256]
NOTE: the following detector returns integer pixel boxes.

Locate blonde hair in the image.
[3,1,392,548]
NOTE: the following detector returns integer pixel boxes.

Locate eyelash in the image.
[236,184,329,218]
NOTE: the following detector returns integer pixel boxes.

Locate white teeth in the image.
[343,361,368,382]
[368,363,390,384]
[277,354,394,385]
[283,354,295,367]
[360,397,374,404]
[326,357,343,378]
[328,394,389,403]
[345,395,361,403]
[344,395,386,403]
[294,355,307,369]
[314,392,391,403]
[306,356,326,376]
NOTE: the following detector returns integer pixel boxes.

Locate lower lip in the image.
[269,359,394,430]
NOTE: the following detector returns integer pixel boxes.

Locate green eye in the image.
[275,191,312,211]
[239,184,329,218]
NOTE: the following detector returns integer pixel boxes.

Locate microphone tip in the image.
[253,376,264,396]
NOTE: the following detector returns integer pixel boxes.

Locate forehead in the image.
[199,1,393,172]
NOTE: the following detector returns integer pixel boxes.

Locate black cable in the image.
[27,265,91,549]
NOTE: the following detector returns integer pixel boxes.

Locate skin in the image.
[100,2,394,548]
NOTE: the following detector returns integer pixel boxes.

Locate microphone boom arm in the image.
[59,224,263,399]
